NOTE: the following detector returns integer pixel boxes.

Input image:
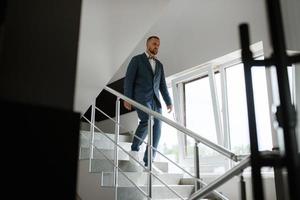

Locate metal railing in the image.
[80,132,150,198]
[188,155,251,200]
[105,86,238,162]
[81,86,252,200]
[84,105,229,199]
[81,116,186,200]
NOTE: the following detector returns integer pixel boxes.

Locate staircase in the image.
[78,130,216,200]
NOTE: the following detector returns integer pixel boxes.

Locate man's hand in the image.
[167,105,173,113]
[124,101,132,111]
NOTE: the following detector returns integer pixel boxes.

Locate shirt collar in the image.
[145,51,156,60]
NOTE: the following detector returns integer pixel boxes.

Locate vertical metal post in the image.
[147,115,153,200]
[114,97,120,200]
[220,66,233,170]
[239,24,264,200]
[273,165,286,200]
[266,67,286,200]
[194,141,201,191]
[266,0,300,199]
[89,102,96,172]
[240,173,247,200]
[79,137,82,160]
[208,66,224,146]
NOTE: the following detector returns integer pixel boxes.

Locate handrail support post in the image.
[240,171,247,200]
[114,97,120,199]
[89,101,96,172]
[147,115,154,199]
[194,141,201,191]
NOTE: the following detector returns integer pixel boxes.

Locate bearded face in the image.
[147,38,160,55]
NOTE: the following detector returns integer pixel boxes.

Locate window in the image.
[168,43,296,174]
[251,66,273,151]
[269,65,296,151]
[180,67,227,173]
[225,63,250,154]
[156,88,180,170]
[185,76,218,143]
[225,62,273,153]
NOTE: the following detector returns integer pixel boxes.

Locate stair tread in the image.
[116,185,194,199]
[101,171,184,186]
[102,171,182,175]
[80,142,131,148]
[90,159,169,168]
[116,185,194,188]
[90,158,168,164]
[81,130,132,136]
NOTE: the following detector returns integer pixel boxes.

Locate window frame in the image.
[169,43,273,166]
[167,42,297,174]
[171,64,225,162]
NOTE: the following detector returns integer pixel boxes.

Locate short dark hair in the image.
[147,36,160,43]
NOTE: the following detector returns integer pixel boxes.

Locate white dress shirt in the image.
[145,51,156,74]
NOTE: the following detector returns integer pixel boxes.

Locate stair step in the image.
[80,131,133,147]
[179,178,195,185]
[79,147,131,160]
[154,199,210,200]
[101,172,183,186]
[180,178,225,199]
[90,159,169,173]
[116,185,194,200]
[80,122,133,136]
[153,162,169,173]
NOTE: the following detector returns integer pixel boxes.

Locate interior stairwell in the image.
[77,130,219,200]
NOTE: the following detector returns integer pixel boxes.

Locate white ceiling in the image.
[110,0,272,83]
[74,0,300,114]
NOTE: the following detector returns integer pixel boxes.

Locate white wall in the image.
[280,0,300,51]
[110,0,271,83]
[80,111,138,135]
[74,0,170,113]
[95,112,138,134]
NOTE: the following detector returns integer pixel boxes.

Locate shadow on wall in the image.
[82,78,132,122]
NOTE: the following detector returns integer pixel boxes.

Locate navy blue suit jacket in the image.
[124,53,172,108]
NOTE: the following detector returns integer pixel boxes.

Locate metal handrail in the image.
[81,86,245,200]
[188,155,251,200]
[82,116,147,170]
[80,133,149,199]
[104,86,238,162]
[94,105,229,200]
[81,116,186,200]
[95,106,147,148]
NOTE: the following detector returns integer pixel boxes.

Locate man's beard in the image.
[149,48,158,55]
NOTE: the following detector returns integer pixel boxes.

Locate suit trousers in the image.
[131,99,162,166]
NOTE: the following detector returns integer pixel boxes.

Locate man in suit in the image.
[123,36,172,169]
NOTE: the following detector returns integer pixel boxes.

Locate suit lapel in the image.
[142,53,154,76]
